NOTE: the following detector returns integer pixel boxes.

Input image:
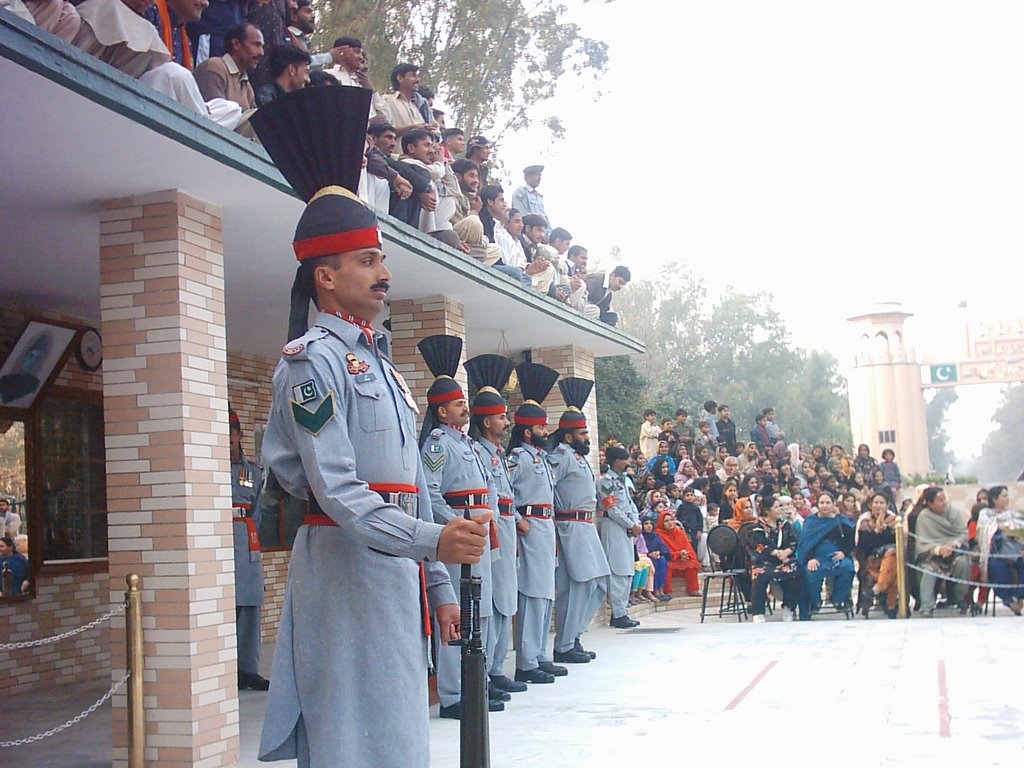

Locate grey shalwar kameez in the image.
[231,453,264,676]
[421,424,494,708]
[509,442,557,672]
[257,313,456,768]
[598,468,639,619]
[549,442,610,653]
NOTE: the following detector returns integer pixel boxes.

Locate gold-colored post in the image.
[895,518,909,619]
[126,574,144,768]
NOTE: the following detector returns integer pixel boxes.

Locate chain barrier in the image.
[0,600,127,651]
[904,560,1024,589]
[0,670,130,748]
[903,527,1023,559]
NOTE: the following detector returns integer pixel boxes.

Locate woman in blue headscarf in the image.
[797,492,855,619]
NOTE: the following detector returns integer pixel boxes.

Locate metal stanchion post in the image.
[895,518,909,619]
[125,574,144,768]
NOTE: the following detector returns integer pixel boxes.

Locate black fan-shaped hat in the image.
[465,354,515,416]
[557,377,593,429]
[514,362,558,426]
[418,335,465,406]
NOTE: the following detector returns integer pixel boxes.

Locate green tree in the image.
[925,388,958,473]
[977,384,1024,482]
[600,266,850,448]
[594,355,646,446]
[313,0,611,139]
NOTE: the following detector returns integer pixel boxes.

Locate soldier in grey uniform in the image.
[598,445,642,629]
[548,378,610,663]
[251,87,490,768]
[464,354,529,695]
[508,362,568,685]
[417,335,506,718]
[229,408,269,690]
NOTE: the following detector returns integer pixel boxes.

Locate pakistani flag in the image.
[930,364,957,384]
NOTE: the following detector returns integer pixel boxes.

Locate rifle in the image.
[458,509,490,767]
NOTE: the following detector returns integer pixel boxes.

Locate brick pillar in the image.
[389,295,467,430]
[530,345,598,472]
[99,191,238,767]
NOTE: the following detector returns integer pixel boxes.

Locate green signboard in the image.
[930,364,958,384]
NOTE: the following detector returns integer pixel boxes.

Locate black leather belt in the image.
[519,504,552,518]
[555,510,594,522]
[443,490,489,509]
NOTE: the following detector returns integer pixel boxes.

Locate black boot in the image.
[489,674,528,693]
[552,648,591,664]
[538,660,568,677]
[439,700,505,720]
[488,681,511,702]
[610,614,640,629]
[514,667,555,684]
[574,638,597,659]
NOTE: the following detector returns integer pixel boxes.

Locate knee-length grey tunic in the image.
[257,313,455,767]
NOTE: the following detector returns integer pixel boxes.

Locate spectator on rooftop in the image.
[187,0,245,64]
[520,213,560,294]
[143,0,208,69]
[392,127,452,246]
[442,128,465,161]
[322,36,389,122]
[583,265,630,326]
[466,136,491,185]
[20,0,81,42]
[254,41,308,106]
[246,0,288,89]
[385,63,436,135]
[475,190,531,287]
[194,21,262,112]
[512,164,547,221]
[548,227,572,257]
[66,0,161,76]
[363,121,412,211]
[284,0,341,71]
[450,158,479,224]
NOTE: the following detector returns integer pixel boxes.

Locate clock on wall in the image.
[76,327,103,372]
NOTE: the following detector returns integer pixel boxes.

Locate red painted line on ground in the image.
[724,661,777,710]
[937,660,951,738]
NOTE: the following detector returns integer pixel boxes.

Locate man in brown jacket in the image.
[194,21,263,111]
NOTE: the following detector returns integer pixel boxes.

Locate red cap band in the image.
[472,404,507,416]
[559,417,587,429]
[427,389,465,405]
[514,415,548,426]
[293,226,383,261]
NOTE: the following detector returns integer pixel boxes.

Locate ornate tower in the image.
[847,303,930,477]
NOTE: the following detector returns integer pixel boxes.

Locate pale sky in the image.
[484,0,1023,465]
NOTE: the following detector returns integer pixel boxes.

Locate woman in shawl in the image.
[718,481,739,525]
[976,485,1024,615]
[912,487,971,616]
[855,492,899,618]
[650,456,674,489]
[641,517,671,602]
[853,444,878,478]
[746,495,802,622]
[656,510,701,597]
[869,467,895,508]
[797,492,855,618]
[725,496,757,533]
[674,458,699,489]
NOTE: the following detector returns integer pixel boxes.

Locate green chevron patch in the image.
[291,392,335,435]
[422,451,445,474]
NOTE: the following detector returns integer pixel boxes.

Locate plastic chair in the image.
[700,525,748,623]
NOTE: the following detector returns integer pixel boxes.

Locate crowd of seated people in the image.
[6,0,631,323]
[589,402,1024,622]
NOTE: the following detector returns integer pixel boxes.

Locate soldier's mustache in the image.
[371,281,390,293]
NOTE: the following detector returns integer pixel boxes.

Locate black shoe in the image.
[553,648,591,664]
[488,681,512,702]
[439,700,505,720]
[489,674,528,693]
[514,668,555,684]
[574,639,597,660]
[538,661,568,677]
[238,672,270,691]
[610,615,640,629]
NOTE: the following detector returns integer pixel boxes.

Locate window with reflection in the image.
[0,419,30,597]
[39,397,107,562]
